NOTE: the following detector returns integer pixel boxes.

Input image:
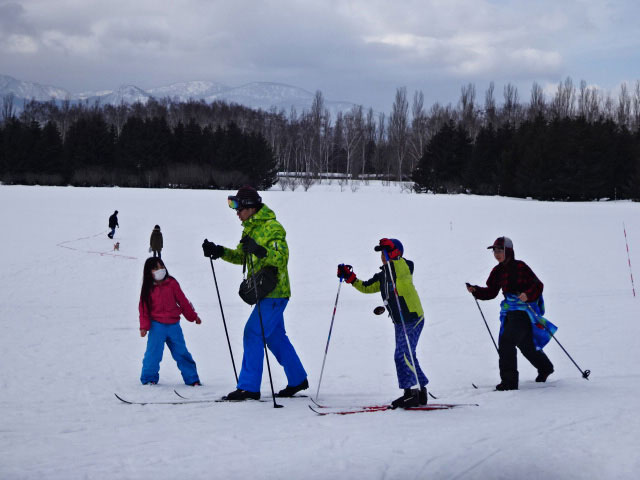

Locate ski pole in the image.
[247,254,283,408]
[525,304,590,380]
[466,284,499,354]
[383,251,421,398]
[623,222,636,297]
[209,257,238,383]
[315,277,343,403]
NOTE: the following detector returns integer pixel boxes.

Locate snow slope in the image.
[0,183,639,479]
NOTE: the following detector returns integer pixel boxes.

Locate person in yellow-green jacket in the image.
[337,238,428,409]
[202,186,307,401]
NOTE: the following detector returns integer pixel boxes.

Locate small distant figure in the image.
[108,210,119,239]
[150,225,163,258]
[113,242,120,251]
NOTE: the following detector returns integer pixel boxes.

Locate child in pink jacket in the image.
[139,257,202,385]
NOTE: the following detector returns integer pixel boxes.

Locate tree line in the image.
[1,76,640,199]
[0,113,277,189]
[412,116,639,200]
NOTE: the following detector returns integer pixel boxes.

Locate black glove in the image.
[202,239,224,259]
[240,236,267,258]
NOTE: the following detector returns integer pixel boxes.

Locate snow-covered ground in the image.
[1,183,639,479]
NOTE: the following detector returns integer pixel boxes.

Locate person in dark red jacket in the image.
[466,237,554,390]
[139,257,202,386]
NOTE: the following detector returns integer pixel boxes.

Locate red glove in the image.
[375,238,402,260]
[337,264,357,284]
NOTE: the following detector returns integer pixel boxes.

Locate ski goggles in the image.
[228,194,261,210]
[228,196,241,210]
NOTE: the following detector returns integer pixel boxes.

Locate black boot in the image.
[223,389,260,401]
[495,382,518,391]
[276,378,309,397]
[391,389,420,409]
[535,369,554,383]
[419,386,428,405]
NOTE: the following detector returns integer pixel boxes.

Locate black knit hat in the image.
[228,185,262,210]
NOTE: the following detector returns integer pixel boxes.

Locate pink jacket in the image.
[138,277,198,331]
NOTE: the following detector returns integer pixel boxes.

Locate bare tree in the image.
[502,83,521,125]
[343,105,363,179]
[389,87,409,181]
[550,77,576,118]
[484,82,497,125]
[407,90,428,175]
[601,93,616,120]
[633,80,640,132]
[362,107,376,178]
[310,91,327,175]
[528,81,546,119]
[427,102,457,136]
[617,82,631,128]
[459,83,478,136]
[2,93,15,122]
[578,80,600,122]
[375,112,389,182]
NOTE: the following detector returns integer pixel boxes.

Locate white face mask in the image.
[152,268,167,281]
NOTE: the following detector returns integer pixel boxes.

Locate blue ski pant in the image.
[237,298,307,392]
[394,319,429,389]
[140,321,200,385]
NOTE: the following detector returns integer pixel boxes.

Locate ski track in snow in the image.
[1,183,640,480]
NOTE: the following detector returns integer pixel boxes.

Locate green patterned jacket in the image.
[220,204,291,298]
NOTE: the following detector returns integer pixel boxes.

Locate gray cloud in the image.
[1,0,638,111]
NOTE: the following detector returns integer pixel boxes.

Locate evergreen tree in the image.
[468,123,499,194]
[412,121,470,193]
[37,121,64,175]
[65,114,115,182]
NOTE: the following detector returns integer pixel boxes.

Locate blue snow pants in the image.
[140,321,200,385]
[237,298,307,392]
[394,319,429,389]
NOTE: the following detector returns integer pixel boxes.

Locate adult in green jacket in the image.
[202,186,307,401]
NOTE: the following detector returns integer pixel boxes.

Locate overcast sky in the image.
[1,0,639,112]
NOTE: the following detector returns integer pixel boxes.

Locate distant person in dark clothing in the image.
[108,210,119,239]
[466,236,554,391]
[150,225,163,258]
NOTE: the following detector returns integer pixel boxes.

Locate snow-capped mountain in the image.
[0,74,70,102]
[207,82,357,117]
[0,74,358,116]
[72,84,152,105]
[147,81,230,102]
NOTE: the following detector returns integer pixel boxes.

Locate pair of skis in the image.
[307,398,477,416]
[114,390,476,415]
[114,389,306,405]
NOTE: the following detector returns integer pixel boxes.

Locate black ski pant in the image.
[498,310,554,386]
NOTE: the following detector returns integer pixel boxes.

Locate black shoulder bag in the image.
[239,263,278,305]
